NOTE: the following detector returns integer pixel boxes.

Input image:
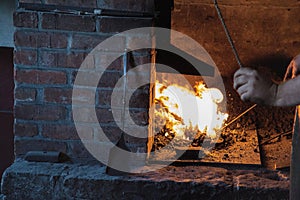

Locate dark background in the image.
[0,47,14,181]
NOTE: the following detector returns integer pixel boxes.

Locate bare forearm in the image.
[274,76,300,107]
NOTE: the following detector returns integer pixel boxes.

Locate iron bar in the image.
[221,104,257,130]
[213,0,243,69]
[214,0,258,126]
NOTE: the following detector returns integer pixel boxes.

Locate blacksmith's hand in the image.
[284,54,300,80]
[233,68,278,106]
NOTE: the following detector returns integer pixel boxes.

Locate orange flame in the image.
[154,81,228,140]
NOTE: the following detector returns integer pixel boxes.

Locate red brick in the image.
[136,53,152,66]
[97,87,151,109]
[98,71,121,88]
[15,31,68,49]
[41,13,96,32]
[78,53,95,70]
[14,50,37,66]
[127,109,149,126]
[14,11,38,28]
[44,87,72,104]
[95,126,122,144]
[67,141,94,160]
[71,34,108,51]
[50,32,69,48]
[19,0,41,3]
[42,124,80,140]
[58,52,87,68]
[45,0,97,8]
[72,34,125,52]
[14,123,38,137]
[71,70,101,87]
[98,17,153,33]
[96,108,121,124]
[14,31,49,48]
[15,104,67,121]
[15,69,67,85]
[67,141,114,163]
[127,36,152,51]
[72,107,98,123]
[126,70,150,88]
[123,126,149,140]
[94,53,123,71]
[44,87,94,105]
[71,70,121,88]
[97,0,154,12]
[97,89,113,107]
[15,87,37,102]
[15,139,67,156]
[74,124,94,140]
[40,51,58,67]
[71,88,95,105]
[40,52,88,68]
[128,87,150,109]
[97,89,126,108]
[123,134,148,149]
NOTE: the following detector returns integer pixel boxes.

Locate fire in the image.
[154,81,228,140]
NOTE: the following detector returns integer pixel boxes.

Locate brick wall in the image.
[14,0,299,167]
[14,0,154,163]
[18,0,154,11]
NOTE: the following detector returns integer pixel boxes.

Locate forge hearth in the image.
[148,73,261,166]
[150,127,261,165]
[2,0,298,199]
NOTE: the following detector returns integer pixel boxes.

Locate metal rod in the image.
[0,110,13,114]
[121,49,128,131]
[260,130,293,146]
[18,3,154,17]
[214,1,258,128]
[221,104,257,130]
[213,0,243,69]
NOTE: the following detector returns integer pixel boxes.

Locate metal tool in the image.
[221,104,257,130]
[213,0,257,120]
[213,0,243,69]
[121,49,128,131]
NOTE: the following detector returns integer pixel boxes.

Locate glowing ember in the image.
[154,81,228,140]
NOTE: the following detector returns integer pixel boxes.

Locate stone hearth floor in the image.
[1,160,289,199]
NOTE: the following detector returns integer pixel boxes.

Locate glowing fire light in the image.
[155,81,228,140]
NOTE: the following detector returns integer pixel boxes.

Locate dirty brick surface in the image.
[1,161,289,199]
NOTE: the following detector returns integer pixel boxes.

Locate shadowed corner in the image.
[155,46,215,77]
[246,53,292,79]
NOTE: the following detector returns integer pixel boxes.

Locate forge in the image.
[149,73,261,166]
[2,0,298,199]
[147,0,262,166]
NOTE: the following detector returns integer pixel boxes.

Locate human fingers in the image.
[284,55,300,80]
[240,89,252,102]
[233,74,249,90]
[284,61,294,81]
[293,56,300,76]
[236,83,250,97]
[293,54,300,66]
[233,68,255,79]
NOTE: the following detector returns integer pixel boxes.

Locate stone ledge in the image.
[1,161,289,199]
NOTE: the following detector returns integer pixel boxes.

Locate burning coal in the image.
[154,81,228,141]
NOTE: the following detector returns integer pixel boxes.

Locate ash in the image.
[150,125,261,165]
